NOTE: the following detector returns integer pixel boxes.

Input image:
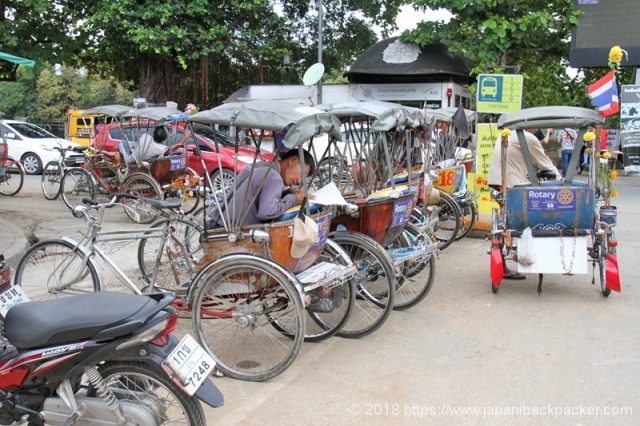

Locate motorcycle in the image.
[0,254,223,426]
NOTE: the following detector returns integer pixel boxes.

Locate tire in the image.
[137,218,203,292]
[120,173,163,224]
[164,167,201,214]
[270,240,356,343]
[14,239,100,301]
[389,224,437,310]
[61,168,96,210]
[455,196,477,240]
[20,152,42,174]
[0,161,25,196]
[97,361,205,426]
[41,161,63,200]
[209,168,234,195]
[191,255,305,381]
[595,236,611,297]
[330,231,395,339]
[432,191,460,250]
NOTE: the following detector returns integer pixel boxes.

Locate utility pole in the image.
[317,0,323,104]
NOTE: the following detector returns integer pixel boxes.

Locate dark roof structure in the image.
[348,37,473,84]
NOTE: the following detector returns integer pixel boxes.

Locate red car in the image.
[92,122,275,193]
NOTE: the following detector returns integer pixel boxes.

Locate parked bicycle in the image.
[41,145,87,200]
[0,129,25,197]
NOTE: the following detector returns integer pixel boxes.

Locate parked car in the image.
[92,121,275,193]
[0,120,83,174]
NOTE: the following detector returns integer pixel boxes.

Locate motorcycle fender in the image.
[112,335,224,408]
[605,254,621,292]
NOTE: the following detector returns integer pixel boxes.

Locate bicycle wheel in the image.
[97,361,206,426]
[121,173,163,224]
[137,218,202,292]
[14,239,100,301]
[594,234,611,297]
[330,231,395,339]
[191,255,305,381]
[61,168,96,210]
[431,191,460,250]
[270,239,356,343]
[163,168,201,215]
[455,197,477,241]
[41,161,63,200]
[0,161,25,196]
[389,223,437,310]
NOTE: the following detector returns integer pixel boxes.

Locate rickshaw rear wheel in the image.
[330,231,395,339]
[190,255,305,382]
[271,240,356,342]
[120,172,163,224]
[431,191,460,250]
[595,237,611,297]
[388,223,436,310]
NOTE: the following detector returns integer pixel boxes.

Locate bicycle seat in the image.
[144,198,182,210]
[4,292,165,349]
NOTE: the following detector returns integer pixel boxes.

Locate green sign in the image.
[476,74,523,113]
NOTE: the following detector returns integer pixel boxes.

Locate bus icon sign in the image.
[476,74,523,113]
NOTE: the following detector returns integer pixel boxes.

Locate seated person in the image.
[487,129,560,280]
[207,149,316,228]
[136,126,169,161]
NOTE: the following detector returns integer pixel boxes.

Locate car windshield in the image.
[9,123,57,139]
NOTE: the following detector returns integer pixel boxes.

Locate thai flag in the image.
[587,70,619,117]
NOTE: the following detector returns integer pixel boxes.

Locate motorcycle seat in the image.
[4,292,164,350]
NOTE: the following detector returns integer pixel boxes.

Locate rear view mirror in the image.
[4,132,16,139]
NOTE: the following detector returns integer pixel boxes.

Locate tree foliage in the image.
[402,0,594,108]
[0,0,91,80]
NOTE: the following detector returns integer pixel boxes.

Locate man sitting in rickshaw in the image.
[487,128,560,279]
[207,149,316,228]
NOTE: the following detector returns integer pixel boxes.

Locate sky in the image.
[381,5,452,37]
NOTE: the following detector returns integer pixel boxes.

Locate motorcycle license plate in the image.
[162,334,216,396]
[0,286,30,317]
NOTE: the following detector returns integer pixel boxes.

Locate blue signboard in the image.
[526,189,576,212]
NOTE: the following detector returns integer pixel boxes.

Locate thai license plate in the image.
[162,334,216,396]
[0,286,30,317]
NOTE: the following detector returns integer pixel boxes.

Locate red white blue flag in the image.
[587,70,619,117]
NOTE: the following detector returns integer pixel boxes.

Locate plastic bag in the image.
[518,227,536,266]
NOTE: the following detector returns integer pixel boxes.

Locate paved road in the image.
[1,175,639,425]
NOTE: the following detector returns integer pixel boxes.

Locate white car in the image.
[0,120,83,174]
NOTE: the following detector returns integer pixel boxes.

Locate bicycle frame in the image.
[62,201,190,296]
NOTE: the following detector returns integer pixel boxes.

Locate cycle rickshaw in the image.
[315,101,437,313]
[61,105,201,223]
[427,107,478,247]
[179,100,360,381]
[489,106,621,296]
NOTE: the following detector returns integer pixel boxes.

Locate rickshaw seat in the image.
[365,185,411,203]
[277,203,323,221]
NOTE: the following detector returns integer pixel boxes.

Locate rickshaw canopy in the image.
[189,100,342,149]
[120,106,183,123]
[317,101,426,132]
[82,105,132,117]
[427,107,477,125]
[498,106,605,130]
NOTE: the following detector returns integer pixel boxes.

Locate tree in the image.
[0,0,91,81]
[402,0,587,108]
[79,0,404,107]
